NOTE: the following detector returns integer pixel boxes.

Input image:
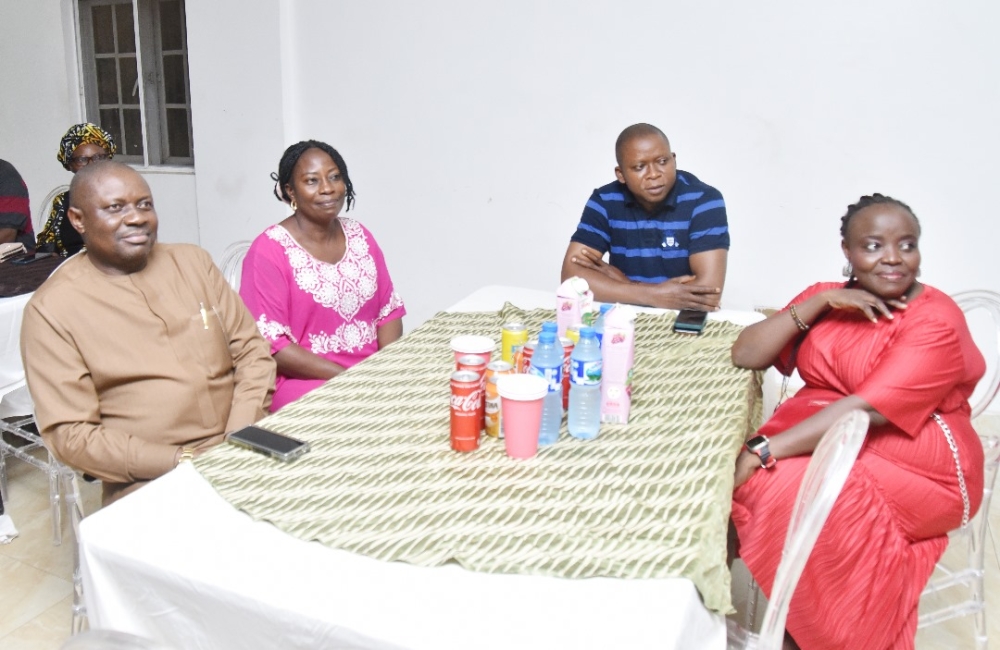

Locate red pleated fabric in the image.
[732,283,985,650]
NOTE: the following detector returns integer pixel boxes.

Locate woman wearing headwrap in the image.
[36,123,117,256]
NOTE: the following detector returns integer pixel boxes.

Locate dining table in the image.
[78,285,764,650]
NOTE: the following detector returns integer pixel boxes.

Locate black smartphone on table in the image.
[12,252,54,265]
[227,425,310,462]
[673,309,709,335]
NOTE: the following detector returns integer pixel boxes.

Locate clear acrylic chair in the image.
[35,184,70,233]
[727,409,870,650]
[219,241,251,291]
[918,290,1000,649]
[0,410,74,545]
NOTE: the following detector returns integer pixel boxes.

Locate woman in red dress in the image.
[730,194,985,650]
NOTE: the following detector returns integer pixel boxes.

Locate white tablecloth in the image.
[80,285,762,650]
[0,292,33,418]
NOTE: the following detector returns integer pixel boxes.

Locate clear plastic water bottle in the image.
[568,327,602,440]
[530,331,563,445]
[593,304,613,346]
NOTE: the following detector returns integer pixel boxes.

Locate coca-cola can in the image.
[517,339,537,374]
[450,370,482,452]
[457,355,488,432]
[560,336,574,410]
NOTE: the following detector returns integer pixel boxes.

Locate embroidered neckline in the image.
[266,220,377,322]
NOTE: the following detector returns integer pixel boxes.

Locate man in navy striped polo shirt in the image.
[561,124,729,310]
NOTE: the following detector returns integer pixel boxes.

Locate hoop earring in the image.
[842,262,853,278]
[290,199,297,212]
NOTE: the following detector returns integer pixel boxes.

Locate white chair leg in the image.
[62,469,88,634]
[48,457,62,546]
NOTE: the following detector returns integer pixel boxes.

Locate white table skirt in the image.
[79,285,758,649]
[0,292,33,418]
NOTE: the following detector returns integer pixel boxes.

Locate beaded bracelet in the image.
[789,303,810,331]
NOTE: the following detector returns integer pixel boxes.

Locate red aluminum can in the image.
[457,355,488,432]
[450,370,482,452]
[559,336,574,410]
[517,339,537,374]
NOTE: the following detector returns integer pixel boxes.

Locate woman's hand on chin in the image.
[822,288,909,323]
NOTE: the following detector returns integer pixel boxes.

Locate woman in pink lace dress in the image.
[240,140,405,411]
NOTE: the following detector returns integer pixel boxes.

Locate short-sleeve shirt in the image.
[569,171,729,282]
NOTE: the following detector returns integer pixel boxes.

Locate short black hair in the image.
[840,193,919,239]
[271,140,355,212]
[615,123,670,167]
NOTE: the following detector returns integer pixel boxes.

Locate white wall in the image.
[0,0,199,247]
[272,0,1000,328]
[5,0,1000,334]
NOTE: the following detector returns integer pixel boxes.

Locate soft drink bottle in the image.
[593,303,613,346]
[568,327,602,440]
[529,331,563,445]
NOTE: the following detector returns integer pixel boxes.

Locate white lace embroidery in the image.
[266,220,377,322]
[308,321,378,355]
[378,291,404,322]
[256,314,298,344]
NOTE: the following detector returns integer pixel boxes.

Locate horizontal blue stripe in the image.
[598,192,625,202]
[611,246,690,259]
[691,199,725,217]
[690,226,729,240]
[627,274,670,283]
[608,218,690,231]
[585,200,608,219]
[675,191,704,203]
[577,222,610,243]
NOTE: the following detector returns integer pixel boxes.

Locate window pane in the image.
[162,55,186,103]
[114,2,136,54]
[92,5,115,54]
[122,109,145,157]
[98,109,122,150]
[119,56,140,105]
[96,58,120,104]
[159,0,184,50]
[166,108,191,158]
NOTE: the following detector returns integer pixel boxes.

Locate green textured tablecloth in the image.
[196,304,762,614]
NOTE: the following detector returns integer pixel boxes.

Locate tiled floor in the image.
[2,432,999,650]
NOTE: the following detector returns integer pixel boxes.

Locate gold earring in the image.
[290,199,297,212]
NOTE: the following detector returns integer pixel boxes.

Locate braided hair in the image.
[270,140,355,212]
[840,193,919,239]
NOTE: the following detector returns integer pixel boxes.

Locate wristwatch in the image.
[745,435,777,469]
[177,447,195,465]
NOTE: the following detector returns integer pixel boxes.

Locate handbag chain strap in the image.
[932,412,970,528]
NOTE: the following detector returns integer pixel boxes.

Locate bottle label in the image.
[570,359,602,385]
[529,364,562,393]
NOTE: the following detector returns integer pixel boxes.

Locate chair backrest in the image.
[951,290,1000,418]
[35,184,70,233]
[755,409,870,650]
[219,241,251,291]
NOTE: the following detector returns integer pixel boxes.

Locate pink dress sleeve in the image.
[239,230,296,356]
[360,224,405,326]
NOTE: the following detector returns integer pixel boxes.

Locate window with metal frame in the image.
[77,0,193,166]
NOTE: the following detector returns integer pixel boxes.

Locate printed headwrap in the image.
[56,123,117,170]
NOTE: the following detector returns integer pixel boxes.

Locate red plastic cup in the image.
[450,335,494,365]
[496,375,548,459]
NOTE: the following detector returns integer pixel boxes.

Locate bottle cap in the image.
[579,327,596,339]
[539,331,556,344]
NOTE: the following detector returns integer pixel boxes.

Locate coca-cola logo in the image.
[451,390,483,413]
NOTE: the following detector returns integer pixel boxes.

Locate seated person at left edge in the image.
[561,123,729,310]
